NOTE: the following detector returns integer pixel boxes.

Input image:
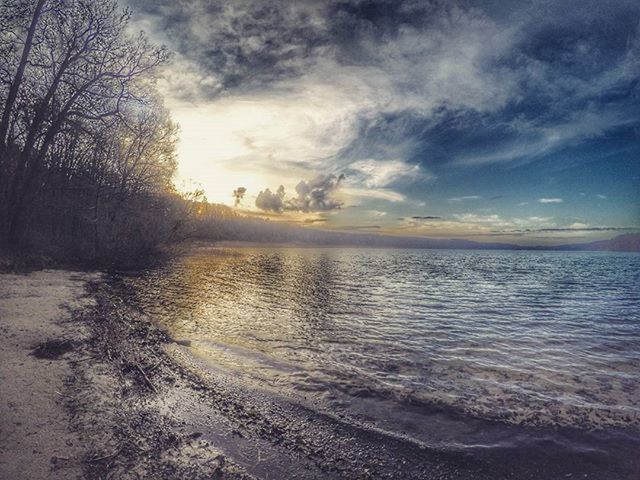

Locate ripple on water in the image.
[125,248,640,435]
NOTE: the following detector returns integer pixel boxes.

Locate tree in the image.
[0,0,168,245]
[0,0,199,269]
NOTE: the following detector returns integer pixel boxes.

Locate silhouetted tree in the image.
[1,0,170,245]
[0,0,186,266]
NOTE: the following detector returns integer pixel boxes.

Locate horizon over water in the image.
[123,246,640,478]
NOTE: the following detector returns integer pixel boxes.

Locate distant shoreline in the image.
[206,234,640,252]
[2,232,637,276]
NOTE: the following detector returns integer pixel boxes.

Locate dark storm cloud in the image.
[126,0,333,97]
[255,174,345,213]
[127,0,452,96]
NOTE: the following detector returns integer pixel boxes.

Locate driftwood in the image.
[86,447,121,464]
[135,362,158,393]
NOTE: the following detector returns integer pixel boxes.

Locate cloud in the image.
[255,185,286,213]
[126,0,640,233]
[596,194,607,199]
[155,56,223,103]
[449,195,481,202]
[453,213,511,226]
[127,0,332,96]
[343,187,406,203]
[450,109,638,168]
[233,186,247,206]
[288,173,345,212]
[131,0,639,175]
[365,210,387,217]
[398,213,638,239]
[303,218,328,224]
[255,174,345,213]
[342,225,381,230]
[347,159,430,188]
[538,198,563,203]
[411,216,442,220]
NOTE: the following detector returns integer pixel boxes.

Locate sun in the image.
[171,104,274,205]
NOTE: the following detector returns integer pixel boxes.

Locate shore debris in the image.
[30,339,74,359]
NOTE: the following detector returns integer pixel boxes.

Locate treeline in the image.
[0,0,197,267]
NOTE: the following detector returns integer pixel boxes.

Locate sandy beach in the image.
[0,270,98,479]
[0,270,252,480]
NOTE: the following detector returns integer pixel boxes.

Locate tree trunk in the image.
[93,182,101,259]
[0,0,47,148]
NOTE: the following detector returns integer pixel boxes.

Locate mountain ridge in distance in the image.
[553,233,640,252]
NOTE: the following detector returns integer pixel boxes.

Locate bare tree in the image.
[0,0,168,245]
[0,0,46,148]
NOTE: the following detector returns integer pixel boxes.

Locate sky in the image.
[126,0,640,245]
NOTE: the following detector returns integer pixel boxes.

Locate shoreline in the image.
[0,269,489,479]
[0,270,252,480]
[89,276,489,479]
[2,268,639,479]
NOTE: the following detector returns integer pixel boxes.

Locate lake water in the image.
[123,247,640,476]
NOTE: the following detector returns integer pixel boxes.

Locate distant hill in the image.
[338,233,640,252]
[556,234,640,252]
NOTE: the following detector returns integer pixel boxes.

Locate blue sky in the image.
[126,0,640,244]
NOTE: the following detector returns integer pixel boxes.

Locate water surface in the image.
[124,247,640,475]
